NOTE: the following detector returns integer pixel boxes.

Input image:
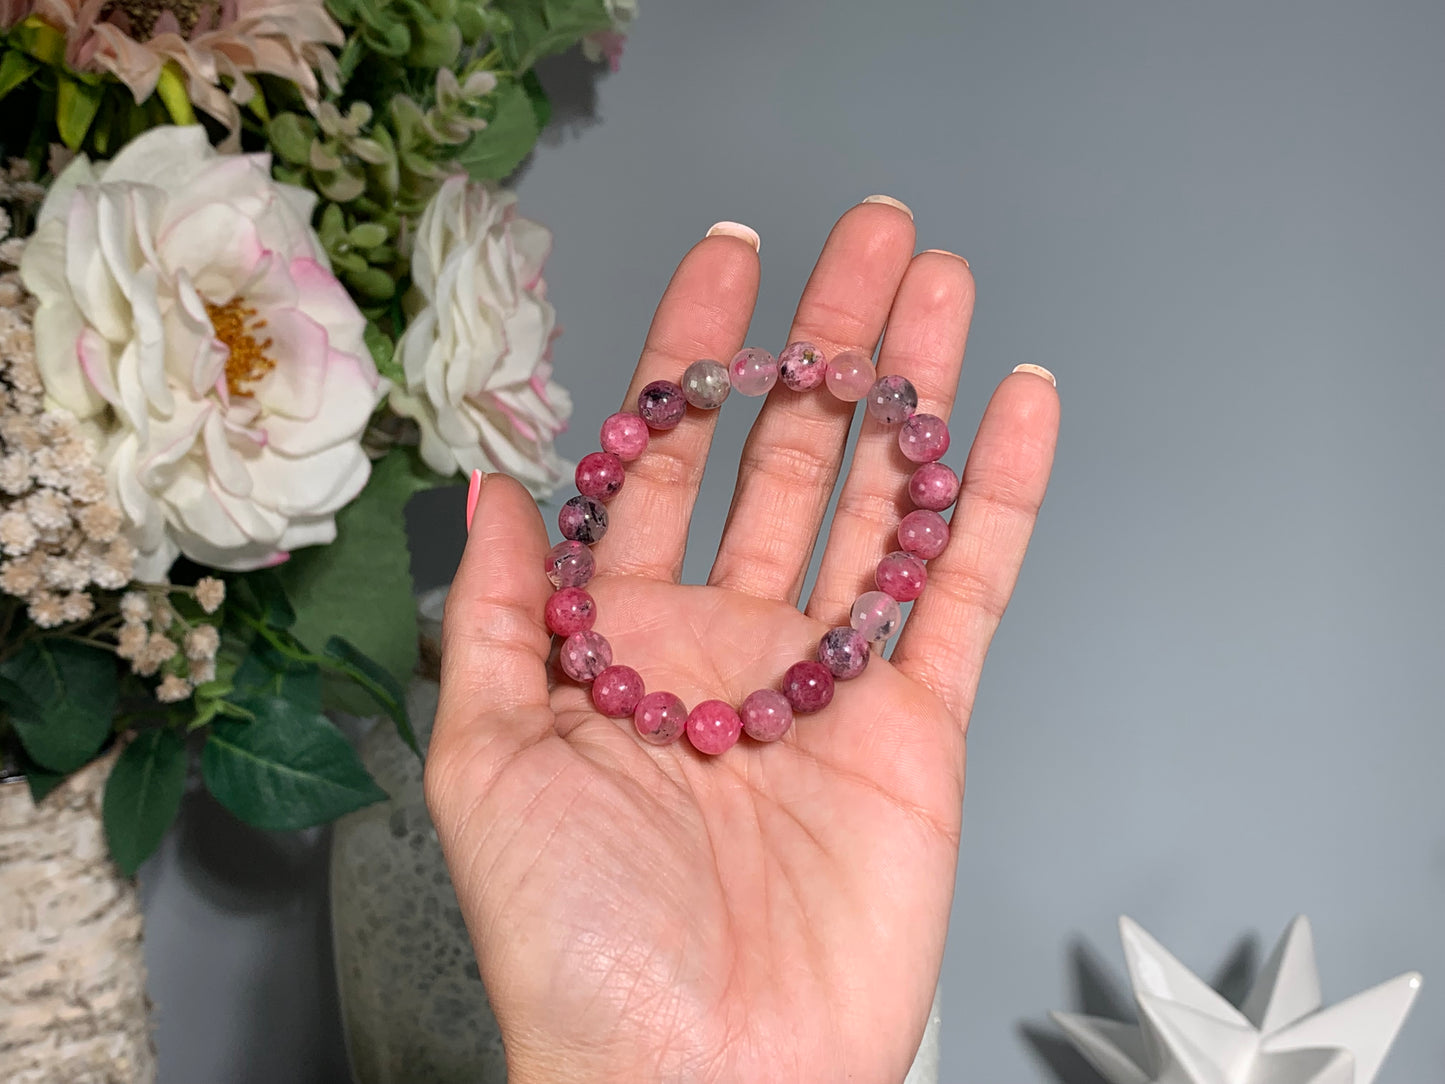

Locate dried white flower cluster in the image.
[114,579,226,703]
[0,241,137,630]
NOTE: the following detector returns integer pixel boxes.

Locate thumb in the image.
[433,469,556,767]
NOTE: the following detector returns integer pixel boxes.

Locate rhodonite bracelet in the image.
[542,343,958,756]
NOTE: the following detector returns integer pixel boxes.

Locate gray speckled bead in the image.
[681,359,731,409]
[866,375,919,425]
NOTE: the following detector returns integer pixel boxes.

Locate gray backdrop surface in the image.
[140,1,1445,1081]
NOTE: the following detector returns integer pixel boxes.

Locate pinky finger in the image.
[890,366,1061,724]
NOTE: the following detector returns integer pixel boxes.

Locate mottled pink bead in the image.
[898,413,951,463]
[728,347,778,396]
[544,540,595,588]
[865,375,918,425]
[778,341,827,391]
[686,699,743,755]
[825,349,876,402]
[633,691,687,745]
[817,626,871,680]
[741,688,794,742]
[575,451,626,501]
[600,412,649,461]
[783,660,834,713]
[875,550,927,602]
[850,590,902,643]
[558,495,607,544]
[908,462,960,511]
[898,509,950,560]
[592,665,645,717]
[559,630,612,682]
[545,587,596,636]
[638,379,687,430]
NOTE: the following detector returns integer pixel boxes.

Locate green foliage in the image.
[324,635,419,755]
[456,78,539,181]
[200,695,386,830]
[277,448,444,718]
[0,641,118,773]
[0,29,197,162]
[489,0,612,71]
[103,729,187,875]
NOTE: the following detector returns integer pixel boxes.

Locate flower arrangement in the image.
[0,0,631,873]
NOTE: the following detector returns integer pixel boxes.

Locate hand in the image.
[425,202,1060,1083]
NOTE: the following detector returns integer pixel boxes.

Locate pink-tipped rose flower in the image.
[20,126,382,579]
[389,176,572,497]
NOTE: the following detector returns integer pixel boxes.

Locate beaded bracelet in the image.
[543,343,958,756]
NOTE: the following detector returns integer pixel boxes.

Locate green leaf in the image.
[521,68,552,130]
[268,112,315,166]
[103,729,187,875]
[235,568,296,629]
[323,636,418,756]
[278,449,439,717]
[0,641,118,773]
[364,320,403,384]
[456,79,539,182]
[231,637,322,710]
[0,49,39,101]
[153,63,196,125]
[349,221,389,249]
[489,0,612,71]
[200,696,385,830]
[56,77,104,151]
[346,266,397,302]
[26,766,64,803]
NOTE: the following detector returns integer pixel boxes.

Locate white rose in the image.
[20,126,382,579]
[388,176,572,497]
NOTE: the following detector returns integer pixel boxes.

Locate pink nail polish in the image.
[465,469,483,529]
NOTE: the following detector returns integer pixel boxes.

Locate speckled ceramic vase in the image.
[330,588,941,1084]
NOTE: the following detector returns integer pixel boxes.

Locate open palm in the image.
[425,202,1060,1084]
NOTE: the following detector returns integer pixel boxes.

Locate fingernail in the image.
[921,248,970,269]
[705,221,760,251]
[1012,363,1057,388]
[465,468,485,530]
[862,194,913,219]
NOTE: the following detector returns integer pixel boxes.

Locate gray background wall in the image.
[139,1,1445,1080]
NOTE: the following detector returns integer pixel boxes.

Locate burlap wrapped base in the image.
[0,748,157,1084]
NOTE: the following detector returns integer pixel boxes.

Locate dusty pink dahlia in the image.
[10,0,341,144]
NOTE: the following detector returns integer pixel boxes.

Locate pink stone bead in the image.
[908,462,960,511]
[686,699,743,755]
[728,347,779,396]
[817,626,871,680]
[850,591,902,643]
[634,691,687,745]
[592,664,645,717]
[778,341,827,391]
[558,495,607,545]
[741,688,794,742]
[559,630,611,683]
[875,550,927,602]
[544,540,595,588]
[545,587,596,636]
[898,413,951,463]
[865,375,918,425]
[638,379,687,430]
[782,660,834,713]
[898,509,950,560]
[825,349,877,402]
[600,412,649,461]
[575,451,626,502]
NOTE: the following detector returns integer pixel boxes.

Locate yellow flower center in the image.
[101,0,216,39]
[205,298,276,398]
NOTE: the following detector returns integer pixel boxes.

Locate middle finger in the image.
[707,199,916,601]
